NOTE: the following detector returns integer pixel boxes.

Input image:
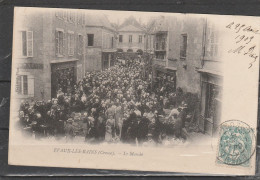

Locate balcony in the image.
[155,42,166,51]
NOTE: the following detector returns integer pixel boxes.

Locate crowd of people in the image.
[18,58,191,146]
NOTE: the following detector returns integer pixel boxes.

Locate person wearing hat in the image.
[64,118,75,142]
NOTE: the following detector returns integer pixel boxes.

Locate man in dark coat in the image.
[135,112,149,144]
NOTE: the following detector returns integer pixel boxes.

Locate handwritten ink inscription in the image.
[226,22,259,69]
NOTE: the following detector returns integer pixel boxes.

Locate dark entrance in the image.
[51,61,77,98]
[102,53,109,70]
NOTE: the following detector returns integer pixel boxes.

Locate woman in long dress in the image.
[105,115,115,142]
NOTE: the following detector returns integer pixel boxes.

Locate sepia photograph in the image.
[8,7,259,175]
[13,8,223,146]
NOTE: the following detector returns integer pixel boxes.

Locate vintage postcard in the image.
[8,7,259,175]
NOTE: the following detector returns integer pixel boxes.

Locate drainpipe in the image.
[166,26,169,67]
[199,18,207,133]
[83,33,86,77]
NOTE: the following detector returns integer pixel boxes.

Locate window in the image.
[87,34,94,46]
[206,25,218,58]
[21,31,27,56]
[180,34,187,59]
[16,75,28,95]
[55,30,64,56]
[129,35,132,43]
[119,35,123,43]
[68,32,75,56]
[161,37,166,50]
[139,35,142,43]
[155,42,159,50]
[20,31,33,57]
[78,34,83,55]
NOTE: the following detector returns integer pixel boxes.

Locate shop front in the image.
[51,59,78,98]
[198,69,223,136]
[152,64,177,93]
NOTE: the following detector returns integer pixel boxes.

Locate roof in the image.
[118,24,144,32]
[118,16,145,32]
[85,13,115,31]
[50,59,78,64]
[165,66,177,71]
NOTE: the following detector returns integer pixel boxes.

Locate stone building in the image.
[151,15,222,135]
[14,8,86,101]
[117,16,146,54]
[85,13,117,71]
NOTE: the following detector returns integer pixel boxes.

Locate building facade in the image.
[151,15,222,135]
[14,8,86,101]
[197,21,222,136]
[85,14,117,71]
[117,23,146,53]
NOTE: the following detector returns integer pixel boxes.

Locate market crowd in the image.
[19,58,191,146]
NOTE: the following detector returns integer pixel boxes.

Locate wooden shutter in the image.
[27,31,33,57]
[23,75,28,95]
[16,75,22,94]
[27,75,34,97]
[72,34,75,55]
[68,33,71,55]
[62,31,66,56]
[55,30,59,56]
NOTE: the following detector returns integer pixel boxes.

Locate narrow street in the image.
[18,57,205,147]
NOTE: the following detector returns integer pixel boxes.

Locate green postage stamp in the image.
[217,120,256,167]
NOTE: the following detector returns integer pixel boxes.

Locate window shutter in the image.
[71,34,76,55]
[16,75,22,94]
[23,75,28,95]
[68,33,71,55]
[27,75,34,97]
[55,30,58,56]
[27,31,33,57]
[62,31,66,56]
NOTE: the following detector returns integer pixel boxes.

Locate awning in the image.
[196,68,223,77]
[50,58,78,64]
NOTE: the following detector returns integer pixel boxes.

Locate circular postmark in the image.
[216,120,256,166]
